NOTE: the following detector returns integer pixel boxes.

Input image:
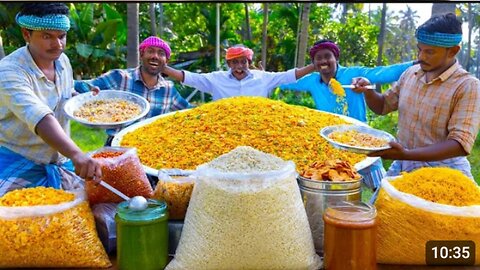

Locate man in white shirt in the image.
[162,45,314,101]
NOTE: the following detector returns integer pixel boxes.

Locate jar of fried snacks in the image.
[323,201,377,270]
[116,199,168,270]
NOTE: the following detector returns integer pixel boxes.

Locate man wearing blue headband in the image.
[353,13,480,180]
[0,3,102,195]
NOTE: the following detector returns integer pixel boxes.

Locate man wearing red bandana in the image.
[162,44,315,101]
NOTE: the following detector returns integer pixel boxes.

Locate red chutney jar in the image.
[323,201,377,270]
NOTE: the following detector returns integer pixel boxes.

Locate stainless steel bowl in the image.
[297,175,362,255]
[320,124,396,154]
[63,90,150,129]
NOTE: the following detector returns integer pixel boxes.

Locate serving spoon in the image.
[95,180,148,211]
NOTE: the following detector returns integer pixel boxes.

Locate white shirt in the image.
[183,68,297,101]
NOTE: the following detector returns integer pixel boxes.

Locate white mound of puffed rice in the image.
[166,146,321,270]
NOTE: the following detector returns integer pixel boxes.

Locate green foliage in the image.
[469,138,480,185]
[320,13,379,66]
[271,87,316,109]
[66,3,128,78]
[70,122,107,152]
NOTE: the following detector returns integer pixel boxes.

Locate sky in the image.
[364,3,473,41]
[364,3,432,26]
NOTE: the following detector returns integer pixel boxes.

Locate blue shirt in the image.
[280,62,413,122]
[75,67,192,118]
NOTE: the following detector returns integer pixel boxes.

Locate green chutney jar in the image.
[116,199,169,270]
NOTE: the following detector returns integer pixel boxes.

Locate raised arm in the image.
[294,63,315,80]
[352,77,386,114]
[163,65,185,83]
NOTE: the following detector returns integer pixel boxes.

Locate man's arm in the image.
[35,114,102,180]
[352,77,386,114]
[163,65,185,83]
[369,139,467,161]
[294,63,315,80]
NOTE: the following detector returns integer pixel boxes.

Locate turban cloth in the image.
[139,36,172,60]
[309,41,340,60]
[226,47,254,61]
[415,29,462,48]
[16,13,71,32]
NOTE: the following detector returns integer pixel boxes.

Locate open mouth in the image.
[148,61,159,67]
[320,65,329,70]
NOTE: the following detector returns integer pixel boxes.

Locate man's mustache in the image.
[417,60,429,66]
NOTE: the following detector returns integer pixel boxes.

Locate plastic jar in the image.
[116,199,169,270]
[323,201,377,270]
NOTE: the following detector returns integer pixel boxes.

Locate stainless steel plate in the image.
[63,90,150,129]
[320,124,396,155]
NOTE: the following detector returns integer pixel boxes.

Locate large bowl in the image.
[112,110,380,176]
[320,124,396,155]
[63,90,150,129]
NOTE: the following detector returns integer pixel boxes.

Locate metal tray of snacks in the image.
[320,124,396,154]
[63,90,150,129]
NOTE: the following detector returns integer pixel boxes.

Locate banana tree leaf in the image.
[76,43,94,58]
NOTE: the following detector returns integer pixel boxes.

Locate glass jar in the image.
[323,201,377,270]
[297,176,361,255]
[116,199,168,270]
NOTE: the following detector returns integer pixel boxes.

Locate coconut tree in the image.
[296,3,311,67]
[126,3,139,68]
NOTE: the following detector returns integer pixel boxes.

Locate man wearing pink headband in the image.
[161,44,315,101]
[75,36,191,146]
[280,39,414,192]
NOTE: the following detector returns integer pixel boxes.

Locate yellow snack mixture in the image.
[0,187,111,268]
[390,167,480,206]
[328,129,389,148]
[74,98,141,123]
[121,96,365,170]
[153,177,195,220]
[329,78,346,97]
[376,168,480,265]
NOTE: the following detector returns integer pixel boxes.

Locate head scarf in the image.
[309,41,340,60]
[139,36,172,60]
[226,46,254,62]
[415,29,462,48]
[15,13,70,32]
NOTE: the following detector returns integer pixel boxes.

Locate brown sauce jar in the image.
[323,201,377,270]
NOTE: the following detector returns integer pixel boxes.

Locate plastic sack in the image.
[0,187,111,268]
[166,159,321,270]
[153,173,195,220]
[376,176,480,265]
[92,203,118,254]
[87,147,153,204]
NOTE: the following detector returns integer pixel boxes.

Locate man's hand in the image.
[70,152,102,183]
[351,77,373,93]
[89,85,100,95]
[368,141,409,160]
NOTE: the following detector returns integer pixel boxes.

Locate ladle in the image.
[96,180,148,211]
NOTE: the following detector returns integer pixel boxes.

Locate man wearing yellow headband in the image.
[0,3,102,195]
[162,44,315,101]
[354,13,480,179]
